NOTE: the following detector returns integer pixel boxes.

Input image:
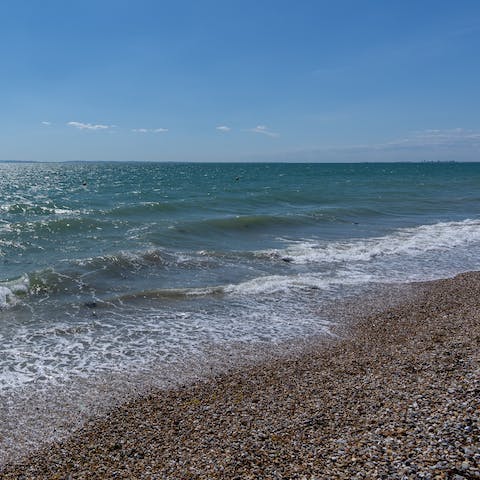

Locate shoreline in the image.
[2,272,479,479]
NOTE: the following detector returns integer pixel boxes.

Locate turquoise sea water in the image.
[1,161,480,396]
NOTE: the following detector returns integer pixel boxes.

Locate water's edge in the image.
[0,277,427,468]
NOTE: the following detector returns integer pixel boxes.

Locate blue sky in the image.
[1,0,479,162]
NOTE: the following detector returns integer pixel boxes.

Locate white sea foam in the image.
[224,270,375,296]
[0,286,14,308]
[0,202,81,216]
[230,219,480,296]
[263,218,480,264]
[0,276,29,309]
[0,289,332,393]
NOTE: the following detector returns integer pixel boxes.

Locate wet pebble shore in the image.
[2,272,479,479]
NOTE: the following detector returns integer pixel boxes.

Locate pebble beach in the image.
[1,272,479,479]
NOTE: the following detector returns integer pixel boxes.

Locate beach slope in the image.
[2,273,479,479]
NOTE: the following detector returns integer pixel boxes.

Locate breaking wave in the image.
[260,218,480,264]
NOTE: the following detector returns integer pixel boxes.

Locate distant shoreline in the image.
[0,159,474,164]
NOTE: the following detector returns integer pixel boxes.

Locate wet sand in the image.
[1,272,479,479]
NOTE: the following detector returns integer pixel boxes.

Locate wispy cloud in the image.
[41,121,51,126]
[67,121,112,130]
[216,125,231,132]
[132,128,169,133]
[310,128,480,153]
[377,128,480,150]
[247,125,279,137]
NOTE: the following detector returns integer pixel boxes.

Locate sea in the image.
[1,161,480,462]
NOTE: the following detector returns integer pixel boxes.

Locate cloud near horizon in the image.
[274,128,480,162]
[313,128,480,153]
[67,121,112,130]
[381,128,480,149]
[132,128,169,133]
[247,125,279,137]
[216,125,231,132]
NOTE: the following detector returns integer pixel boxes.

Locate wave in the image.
[260,218,480,264]
[116,285,225,302]
[0,249,216,302]
[108,270,372,302]
[0,202,81,216]
[223,272,370,296]
[4,216,113,236]
[170,205,398,236]
[3,219,480,307]
[73,248,212,271]
[107,202,180,217]
[172,213,316,235]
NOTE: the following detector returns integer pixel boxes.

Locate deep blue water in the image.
[1,161,480,392]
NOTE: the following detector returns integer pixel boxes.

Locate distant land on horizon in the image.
[0,159,474,165]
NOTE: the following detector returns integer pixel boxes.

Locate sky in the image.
[0,0,479,162]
